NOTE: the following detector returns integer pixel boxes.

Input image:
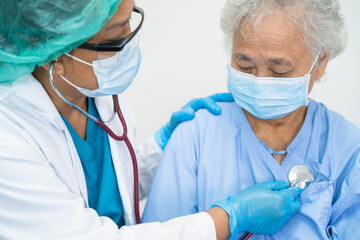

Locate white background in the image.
[124,0,360,144]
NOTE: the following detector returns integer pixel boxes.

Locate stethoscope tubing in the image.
[96,96,141,224]
[49,65,141,224]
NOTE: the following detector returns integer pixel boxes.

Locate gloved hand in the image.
[213,181,302,239]
[154,93,234,150]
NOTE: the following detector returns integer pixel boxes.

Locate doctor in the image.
[0,0,302,239]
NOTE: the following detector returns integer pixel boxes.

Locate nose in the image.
[253,68,269,77]
[123,24,132,38]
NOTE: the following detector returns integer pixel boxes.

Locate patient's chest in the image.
[196,142,334,240]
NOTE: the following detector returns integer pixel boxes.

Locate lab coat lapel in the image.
[12,74,89,206]
[12,74,63,128]
[62,129,89,206]
[95,96,136,225]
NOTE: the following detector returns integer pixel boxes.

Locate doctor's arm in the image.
[0,121,217,239]
[0,116,201,239]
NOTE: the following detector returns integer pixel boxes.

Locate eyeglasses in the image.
[78,6,144,52]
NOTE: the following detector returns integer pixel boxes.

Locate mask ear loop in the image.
[48,61,117,123]
[65,53,93,67]
[308,50,322,74]
[305,50,322,104]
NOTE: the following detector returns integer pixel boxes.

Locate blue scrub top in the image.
[142,100,360,240]
[61,98,125,228]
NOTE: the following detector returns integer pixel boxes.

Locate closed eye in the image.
[238,66,255,74]
[270,70,292,77]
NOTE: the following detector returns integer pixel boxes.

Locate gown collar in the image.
[236,99,317,155]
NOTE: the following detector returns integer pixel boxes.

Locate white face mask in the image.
[60,37,141,97]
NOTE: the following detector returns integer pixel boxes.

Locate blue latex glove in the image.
[155,93,234,150]
[213,181,302,239]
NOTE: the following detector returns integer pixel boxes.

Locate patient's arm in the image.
[141,136,199,222]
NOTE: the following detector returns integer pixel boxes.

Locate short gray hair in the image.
[220,0,348,60]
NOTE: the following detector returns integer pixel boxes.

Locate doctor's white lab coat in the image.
[0,74,216,240]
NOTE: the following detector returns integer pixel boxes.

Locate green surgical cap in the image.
[0,0,122,82]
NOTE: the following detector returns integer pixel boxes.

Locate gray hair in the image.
[220,0,348,60]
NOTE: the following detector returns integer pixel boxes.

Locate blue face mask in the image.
[227,52,320,119]
[59,37,141,98]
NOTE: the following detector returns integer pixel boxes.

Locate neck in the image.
[32,66,88,139]
[245,106,307,153]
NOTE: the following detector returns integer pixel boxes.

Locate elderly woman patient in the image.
[142,0,360,239]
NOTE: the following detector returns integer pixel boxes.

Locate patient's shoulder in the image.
[312,100,360,143]
[168,102,241,149]
[192,101,242,125]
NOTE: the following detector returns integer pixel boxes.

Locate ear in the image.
[315,53,330,80]
[42,58,66,76]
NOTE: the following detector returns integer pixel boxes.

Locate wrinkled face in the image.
[231,11,328,94]
[50,0,135,97]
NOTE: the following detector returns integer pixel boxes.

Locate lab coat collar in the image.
[12,74,67,131]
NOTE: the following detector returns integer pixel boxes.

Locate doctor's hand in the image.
[154,93,234,150]
[212,181,302,240]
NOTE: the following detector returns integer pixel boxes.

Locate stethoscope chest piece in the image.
[241,164,315,240]
[288,165,314,190]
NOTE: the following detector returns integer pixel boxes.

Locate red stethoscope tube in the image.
[96,96,141,224]
[241,232,252,240]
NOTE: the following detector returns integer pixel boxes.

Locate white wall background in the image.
[124,0,360,144]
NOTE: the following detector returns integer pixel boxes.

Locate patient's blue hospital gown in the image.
[142,100,360,240]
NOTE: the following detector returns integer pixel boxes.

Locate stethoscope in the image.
[241,165,314,240]
[49,63,142,224]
